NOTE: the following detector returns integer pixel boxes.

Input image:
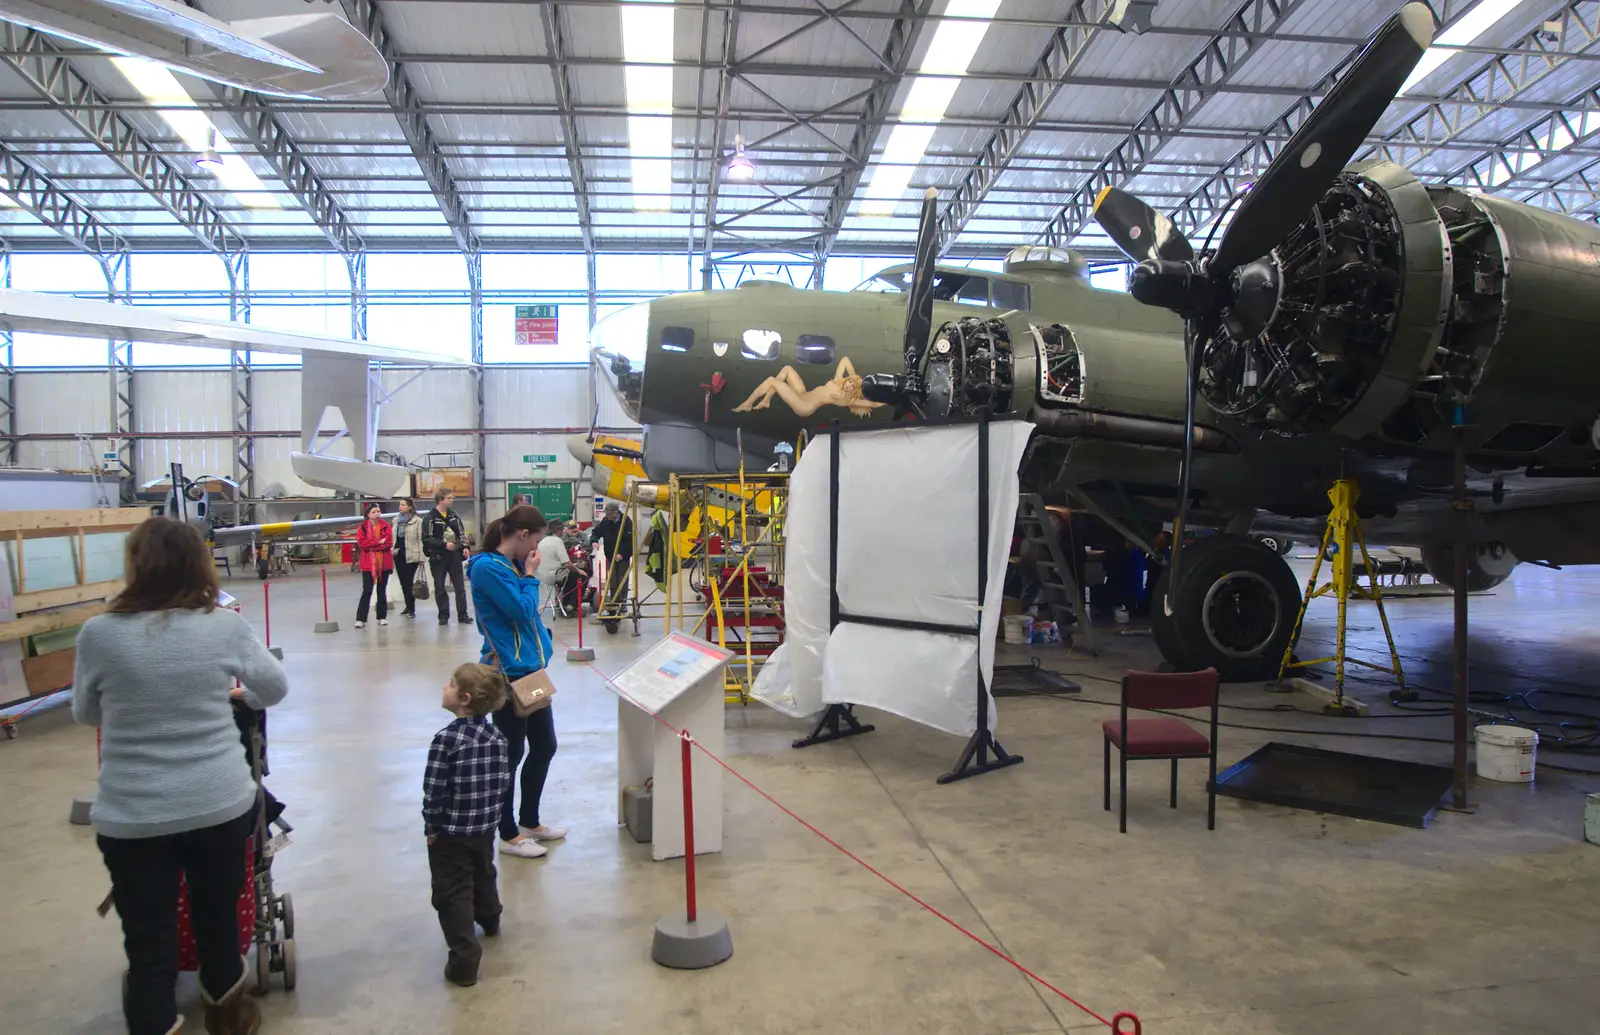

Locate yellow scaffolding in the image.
[1277,478,1407,713]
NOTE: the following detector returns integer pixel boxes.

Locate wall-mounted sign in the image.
[514,304,559,346]
[523,454,558,464]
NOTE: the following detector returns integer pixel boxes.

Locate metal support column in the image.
[102,249,134,503]
[226,250,254,518]
[468,251,487,529]
[347,251,368,340]
[0,247,13,466]
[1451,424,1473,811]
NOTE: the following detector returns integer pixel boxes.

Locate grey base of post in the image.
[651,910,733,970]
[566,646,595,662]
[268,646,284,659]
[69,793,95,825]
[314,621,339,633]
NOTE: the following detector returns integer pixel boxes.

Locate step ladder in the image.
[1016,493,1097,655]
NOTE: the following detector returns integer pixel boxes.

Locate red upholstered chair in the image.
[1103,668,1220,833]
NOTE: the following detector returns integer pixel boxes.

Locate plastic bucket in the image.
[1002,615,1033,645]
[1475,725,1538,783]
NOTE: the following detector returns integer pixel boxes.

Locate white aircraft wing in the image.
[0,288,455,365]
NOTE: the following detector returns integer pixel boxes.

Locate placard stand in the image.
[610,632,733,860]
[794,414,1023,784]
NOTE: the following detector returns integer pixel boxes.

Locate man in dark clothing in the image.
[591,502,634,606]
[423,488,471,625]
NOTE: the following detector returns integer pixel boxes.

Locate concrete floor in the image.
[2,562,1598,1034]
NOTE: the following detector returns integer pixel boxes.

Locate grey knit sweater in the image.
[72,607,289,839]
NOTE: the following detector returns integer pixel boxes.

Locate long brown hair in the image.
[480,504,546,554]
[107,518,220,614]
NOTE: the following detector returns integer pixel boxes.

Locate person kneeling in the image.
[423,663,511,987]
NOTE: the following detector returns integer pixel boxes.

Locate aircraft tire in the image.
[1420,543,1514,592]
[1153,534,1301,682]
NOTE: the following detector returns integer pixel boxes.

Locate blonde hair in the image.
[452,662,507,716]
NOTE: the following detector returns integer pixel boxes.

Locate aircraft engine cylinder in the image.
[919,317,1015,419]
[1197,159,1600,459]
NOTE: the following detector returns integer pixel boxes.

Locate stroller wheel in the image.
[281,938,297,991]
[255,944,272,994]
[603,620,620,635]
[278,893,294,940]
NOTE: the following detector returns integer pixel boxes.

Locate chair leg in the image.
[1103,738,1110,812]
[1208,752,1217,831]
[1119,750,1128,834]
[1170,758,1178,809]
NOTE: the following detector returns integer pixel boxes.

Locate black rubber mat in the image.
[990,662,1080,697]
[1212,742,1454,828]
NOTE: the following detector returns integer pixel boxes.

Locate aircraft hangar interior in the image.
[2,0,1600,1032]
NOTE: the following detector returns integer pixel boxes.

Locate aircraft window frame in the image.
[952,275,991,305]
[741,328,782,360]
[991,279,1030,311]
[660,326,695,352]
[795,334,836,365]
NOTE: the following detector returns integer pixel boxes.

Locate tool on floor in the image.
[567,578,595,662]
[1018,492,1096,654]
[651,730,733,970]
[1276,477,1406,713]
[314,567,339,633]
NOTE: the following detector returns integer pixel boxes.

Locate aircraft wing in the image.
[0,289,456,365]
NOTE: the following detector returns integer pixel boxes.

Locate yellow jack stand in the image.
[1277,479,1407,713]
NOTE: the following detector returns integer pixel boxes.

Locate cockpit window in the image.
[661,326,694,352]
[796,334,835,365]
[741,329,782,360]
[991,279,1030,311]
[589,302,649,422]
[855,268,996,306]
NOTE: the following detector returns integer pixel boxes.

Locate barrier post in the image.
[566,576,595,661]
[649,729,732,969]
[314,566,339,633]
[264,581,284,659]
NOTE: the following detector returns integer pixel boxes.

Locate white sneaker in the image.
[521,824,567,842]
[499,837,547,859]
[378,618,388,626]
[353,621,365,629]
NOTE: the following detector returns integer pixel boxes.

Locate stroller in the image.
[107,702,297,1010]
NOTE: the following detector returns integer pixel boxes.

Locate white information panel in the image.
[608,633,732,861]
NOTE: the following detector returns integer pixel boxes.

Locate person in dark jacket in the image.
[591,502,634,606]
[467,505,563,859]
[423,488,471,626]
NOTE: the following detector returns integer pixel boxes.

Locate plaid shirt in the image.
[422,716,509,837]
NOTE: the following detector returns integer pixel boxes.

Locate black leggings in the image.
[491,704,557,840]
[357,570,388,622]
[98,809,253,1035]
[395,560,419,613]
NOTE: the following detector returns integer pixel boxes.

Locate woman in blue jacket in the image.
[467,505,565,859]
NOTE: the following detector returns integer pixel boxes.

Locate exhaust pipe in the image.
[1028,407,1238,453]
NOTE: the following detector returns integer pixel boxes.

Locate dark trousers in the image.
[491,704,557,841]
[428,833,501,974]
[431,552,468,619]
[97,810,252,1035]
[395,559,419,614]
[357,569,389,622]
[605,556,631,605]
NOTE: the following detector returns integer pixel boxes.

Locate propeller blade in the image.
[903,187,939,369]
[1093,187,1194,264]
[1210,2,1434,278]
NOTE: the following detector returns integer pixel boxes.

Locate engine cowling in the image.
[1199,160,1600,461]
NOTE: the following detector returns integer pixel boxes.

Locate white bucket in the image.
[1475,725,1538,783]
[1002,614,1033,645]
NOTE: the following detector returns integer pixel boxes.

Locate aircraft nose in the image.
[588,302,650,422]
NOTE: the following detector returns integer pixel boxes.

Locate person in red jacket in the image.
[355,501,395,628]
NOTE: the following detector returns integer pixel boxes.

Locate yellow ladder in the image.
[1277,479,1407,713]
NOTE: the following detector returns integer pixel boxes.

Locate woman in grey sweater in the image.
[74,518,288,1035]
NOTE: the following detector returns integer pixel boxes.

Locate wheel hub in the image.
[1200,571,1282,659]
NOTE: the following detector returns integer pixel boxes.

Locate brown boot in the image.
[202,970,262,1035]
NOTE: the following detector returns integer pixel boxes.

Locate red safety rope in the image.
[553,630,1131,1031]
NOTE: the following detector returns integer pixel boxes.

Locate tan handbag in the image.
[486,619,556,717]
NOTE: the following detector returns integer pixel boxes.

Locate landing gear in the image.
[1150,534,1301,681]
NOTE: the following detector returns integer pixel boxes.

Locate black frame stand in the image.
[790,414,1023,785]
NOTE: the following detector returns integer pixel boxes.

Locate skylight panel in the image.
[621,0,676,212]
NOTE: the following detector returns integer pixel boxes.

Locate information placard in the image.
[514,304,559,346]
[609,633,732,715]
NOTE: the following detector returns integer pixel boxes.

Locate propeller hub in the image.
[1128,259,1213,318]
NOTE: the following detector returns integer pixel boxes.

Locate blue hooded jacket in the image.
[467,551,553,678]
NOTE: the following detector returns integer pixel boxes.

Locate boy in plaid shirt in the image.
[423,662,510,986]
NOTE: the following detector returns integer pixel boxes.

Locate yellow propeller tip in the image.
[1094,185,1114,211]
[924,187,937,200]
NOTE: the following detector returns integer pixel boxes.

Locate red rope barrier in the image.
[550,630,1127,1030]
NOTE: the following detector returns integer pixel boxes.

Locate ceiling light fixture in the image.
[1398,0,1520,97]
[196,127,223,171]
[725,133,754,181]
[621,0,676,212]
[858,0,1002,218]
[111,57,280,209]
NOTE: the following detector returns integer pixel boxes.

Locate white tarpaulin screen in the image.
[755,420,1033,736]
